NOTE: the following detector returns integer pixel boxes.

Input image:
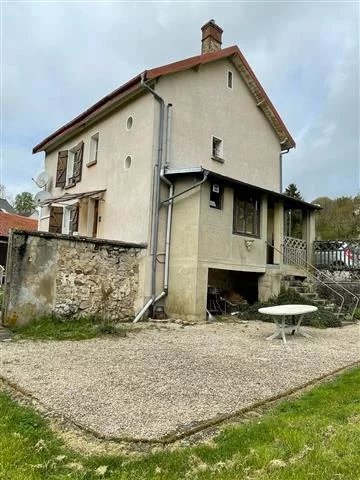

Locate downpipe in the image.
[133,75,165,323]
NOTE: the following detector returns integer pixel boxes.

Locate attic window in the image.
[227,71,233,89]
[212,136,224,162]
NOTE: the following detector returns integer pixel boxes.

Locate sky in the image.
[1,1,359,202]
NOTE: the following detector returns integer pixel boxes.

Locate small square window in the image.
[212,136,223,161]
[209,183,223,210]
[227,71,233,89]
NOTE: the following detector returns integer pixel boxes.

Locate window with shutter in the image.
[55,151,68,188]
[69,205,79,235]
[49,206,63,233]
[72,142,84,183]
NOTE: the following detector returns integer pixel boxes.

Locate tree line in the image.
[284,183,360,240]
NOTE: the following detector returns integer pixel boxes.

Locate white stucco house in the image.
[33,20,319,321]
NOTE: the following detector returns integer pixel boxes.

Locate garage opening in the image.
[207,268,261,315]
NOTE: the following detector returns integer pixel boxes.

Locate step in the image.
[311,298,327,305]
[299,292,318,299]
[288,280,306,287]
[323,304,336,311]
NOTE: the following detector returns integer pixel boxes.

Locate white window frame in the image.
[88,133,99,166]
[211,135,224,162]
[66,149,75,186]
[62,206,71,234]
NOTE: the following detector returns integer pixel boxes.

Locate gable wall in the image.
[155,58,282,192]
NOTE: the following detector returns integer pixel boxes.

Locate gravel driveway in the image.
[0,321,359,440]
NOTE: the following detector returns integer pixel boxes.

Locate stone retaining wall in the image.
[2,230,146,326]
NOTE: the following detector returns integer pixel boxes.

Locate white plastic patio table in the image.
[258,304,318,344]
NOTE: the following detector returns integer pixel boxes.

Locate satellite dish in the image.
[34,190,53,206]
[34,171,50,188]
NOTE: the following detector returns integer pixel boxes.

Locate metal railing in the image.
[283,236,307,267]
[313,240,360,271]
[266,241,359,321]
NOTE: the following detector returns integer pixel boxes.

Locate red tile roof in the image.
[0,212,38,237]
[33,45,295,153]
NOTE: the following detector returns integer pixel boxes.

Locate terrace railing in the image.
[283,236,307,267]
[313,240,360,271]
[266,240,359,322]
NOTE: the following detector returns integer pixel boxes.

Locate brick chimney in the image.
[201,19,223,54]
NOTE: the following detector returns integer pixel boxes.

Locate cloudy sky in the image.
[2,1,359,202]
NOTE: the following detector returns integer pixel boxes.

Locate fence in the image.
[313,240,360,271]
[283,236,307,267]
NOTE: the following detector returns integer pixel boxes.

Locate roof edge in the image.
[33,44,296,154]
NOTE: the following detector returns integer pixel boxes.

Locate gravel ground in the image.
[0,321,359,440]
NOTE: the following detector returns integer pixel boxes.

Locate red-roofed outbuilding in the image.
[0,212,38,267]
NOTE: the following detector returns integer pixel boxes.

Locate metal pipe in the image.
[280,148,290,192]
[133,297,154,323]
[161,170,209,205]
[140,74,165,300]
[163,183,174,292]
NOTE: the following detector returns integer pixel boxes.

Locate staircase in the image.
[283,277,356,325]
[267,240,359,325]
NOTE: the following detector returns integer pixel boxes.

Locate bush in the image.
[237,288,342,328]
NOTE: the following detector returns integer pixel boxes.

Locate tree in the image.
[283,183,304,238]
[284,183,304,200]
[14,192,35,216]
[312,195,360,240]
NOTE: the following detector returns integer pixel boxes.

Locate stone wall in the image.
[2,230,146,326]
[258,268,282,302]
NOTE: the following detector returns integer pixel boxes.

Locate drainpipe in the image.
[160,104,174,294]
[140,74,165,300]
[133,75,165,323]
[279,148,290,192]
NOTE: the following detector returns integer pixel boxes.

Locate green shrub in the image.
[238,288,342,328]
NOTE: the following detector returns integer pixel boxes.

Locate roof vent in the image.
[201,19,223,54]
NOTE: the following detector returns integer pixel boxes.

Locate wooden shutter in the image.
[55,151,68,188]
[69,205,79,235]
[49,206,63,233]
[73,142,84,183]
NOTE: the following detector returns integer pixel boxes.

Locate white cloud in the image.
[2,1,359,200]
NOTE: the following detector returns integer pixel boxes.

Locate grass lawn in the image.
[9,316,130,341]
[1,367,360,479]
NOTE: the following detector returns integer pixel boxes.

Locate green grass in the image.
[10,315,129,341]
[1,367,360,479]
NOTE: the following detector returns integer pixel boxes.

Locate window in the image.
[227,71,233,89]
[62,206,71,234]
[212,136,223,161]
[64,141,84,187]
[126,116,133,130]
[124,155,132,169]
[233,189,260,237]
[209,183,223,209]
[88,133,99,166]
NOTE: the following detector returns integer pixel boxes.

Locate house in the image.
[32,20,319,321]
[0,198,16,214]
[0,211,38,268]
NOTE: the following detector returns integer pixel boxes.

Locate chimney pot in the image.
[201,19,223,54]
